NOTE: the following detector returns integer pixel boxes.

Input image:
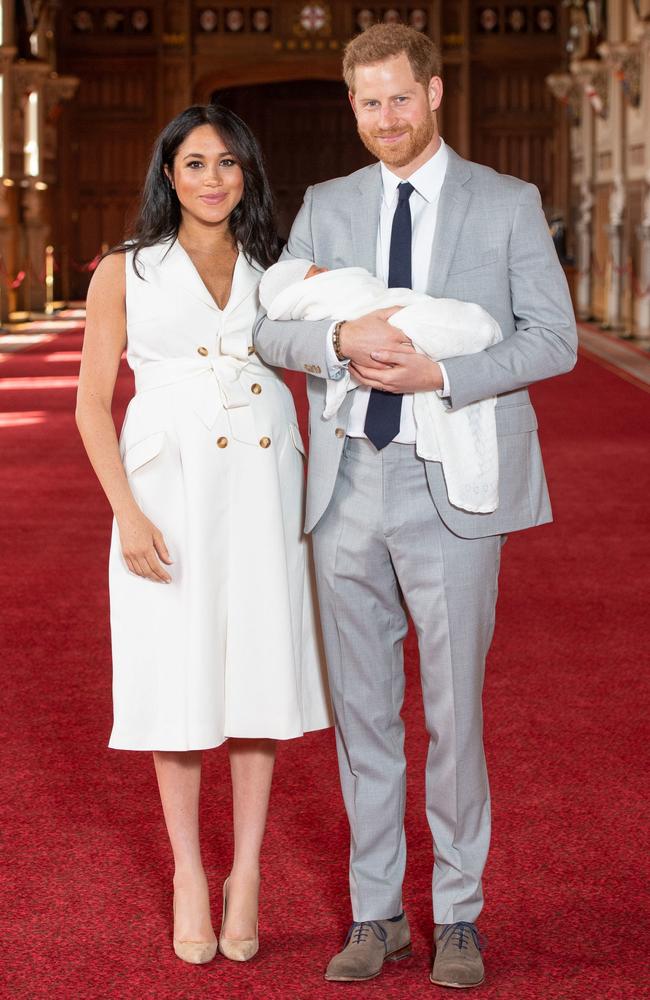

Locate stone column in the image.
[576,179,594,319]
[604,175,625,329]
[11,62,48,312]
[21,185,49,314]
[0,38,17,324]
[577,85,595,321]
[571,59,609,321]
[0,184,14,324]
[599,0,627,330]
[636,219,650,337]
[634,24,650,337]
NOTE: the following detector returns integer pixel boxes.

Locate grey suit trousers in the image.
[312,437,502,925]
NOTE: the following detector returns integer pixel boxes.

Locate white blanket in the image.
[259,260,503,513]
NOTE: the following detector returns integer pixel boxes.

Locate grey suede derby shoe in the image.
[325,913,412,982]
[430,921,486,988]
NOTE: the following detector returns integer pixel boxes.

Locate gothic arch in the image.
[194,58,344,103]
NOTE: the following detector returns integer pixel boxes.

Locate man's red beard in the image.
[357,114,436,168]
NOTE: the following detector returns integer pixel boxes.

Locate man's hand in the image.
[339,308,412,369]
[351,349,444,394]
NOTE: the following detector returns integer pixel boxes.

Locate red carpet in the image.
[1,333,648,1000]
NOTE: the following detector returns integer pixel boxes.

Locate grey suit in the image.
[255,147,577,924]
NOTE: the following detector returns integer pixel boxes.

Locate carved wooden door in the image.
[212,81,374,239]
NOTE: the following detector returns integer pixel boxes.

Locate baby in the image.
[258,259,502,514]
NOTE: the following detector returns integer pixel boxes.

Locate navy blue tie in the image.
[364,181,414,450]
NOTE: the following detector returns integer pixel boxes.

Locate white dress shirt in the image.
[326,138,450,441]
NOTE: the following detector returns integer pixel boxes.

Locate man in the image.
[255,24,577,989]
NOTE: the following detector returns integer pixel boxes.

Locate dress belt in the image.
[133,356,258,444]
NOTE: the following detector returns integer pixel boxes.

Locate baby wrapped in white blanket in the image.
[259,259,503,513]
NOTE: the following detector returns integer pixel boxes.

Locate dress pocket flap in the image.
[123,431,165,475]
[495,404,538,436]
[448,248,500,276]
[289,422,306,456]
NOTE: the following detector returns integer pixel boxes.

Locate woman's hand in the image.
[117,508,173,583]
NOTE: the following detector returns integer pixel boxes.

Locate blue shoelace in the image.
[344,920,389,952]
[439,921,487,953]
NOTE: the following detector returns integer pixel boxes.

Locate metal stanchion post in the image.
[45,245,55,316]
[61,246,70,307]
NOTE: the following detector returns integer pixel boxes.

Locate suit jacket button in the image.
[217,436,228,448]
[259,436,271,448]
[197,346,209,356]
[251,383,262,394]
[335,427,345,439]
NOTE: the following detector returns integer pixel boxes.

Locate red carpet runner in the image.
[1,332,647,999]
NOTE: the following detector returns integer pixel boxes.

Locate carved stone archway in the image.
[194,57,344,103]
[194,63,371,239]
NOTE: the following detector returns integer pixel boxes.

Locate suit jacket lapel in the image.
[350,164,382,274]
[427,147,472,298]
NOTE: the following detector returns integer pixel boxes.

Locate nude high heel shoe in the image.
[218,876,259,962]
[172,892,218,965]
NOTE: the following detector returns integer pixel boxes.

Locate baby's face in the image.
[305,264,328,280]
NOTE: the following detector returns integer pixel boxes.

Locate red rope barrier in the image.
[590,251,606,278]
[70,253,102,273]
[28,261,47,287]
[0,256,27,289]
[578,253,650,299]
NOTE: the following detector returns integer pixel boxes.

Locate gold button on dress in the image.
[197,346,209,356]
[251,383,262,395]
[259,436,271,449]
[217,436,228,448]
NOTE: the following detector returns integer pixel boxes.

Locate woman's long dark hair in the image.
[111,104,282,271]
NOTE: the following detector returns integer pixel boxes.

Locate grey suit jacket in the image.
[255,147,578,536]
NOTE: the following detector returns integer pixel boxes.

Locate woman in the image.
[75,105,332,965]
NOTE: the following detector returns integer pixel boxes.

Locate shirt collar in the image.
[380,137,448,207]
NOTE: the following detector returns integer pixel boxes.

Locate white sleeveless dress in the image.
[108,239,332,750]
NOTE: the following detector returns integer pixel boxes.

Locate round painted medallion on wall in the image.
[300,4,329,33]
[479,7,499,32]
[103,9,124,32]
[225,8,245,32]
[507,7,527,32]
[535,7,555,32]
[131,9,149,32]
[356,8,375,31]
[72,9,93,31]
[409,9,428,31]
[199,8,219,32]
[252,9,271,32]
